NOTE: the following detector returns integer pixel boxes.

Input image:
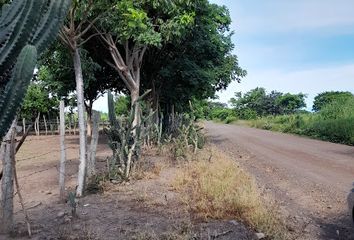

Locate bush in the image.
[237,108,258,120]
[211,108,235,121]
[305,98,354,145]
[246,98,354,145]
[225,116,237,124]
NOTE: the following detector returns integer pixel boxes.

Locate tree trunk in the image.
[87,110,100,180]
[86,101,93,137]
[73,47,87,197]
[43,115,48,136]
[131,88,140,130]
[22,118,26,135]
[59,101,67,202]
[0,119,17,234]
[35,113,40,136]
[57,116,60,134]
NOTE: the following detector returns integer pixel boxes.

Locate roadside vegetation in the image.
[198,89,354,145]
[248,97,354,145]
[173,147,288,240]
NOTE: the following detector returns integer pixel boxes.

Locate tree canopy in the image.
[141,1,246,113]
[230,88,306,118]
[312,91,354,111]
[20,82,59,120]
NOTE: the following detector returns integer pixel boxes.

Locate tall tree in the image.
[141,1,246,114]
[58,0,105,197]
[230,88,307,117]
[230,88,268,116]
[20,82,59,121]
[276,93,306,114]
[98,0,195,127]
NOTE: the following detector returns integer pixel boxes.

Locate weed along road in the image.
[205,121,354,240]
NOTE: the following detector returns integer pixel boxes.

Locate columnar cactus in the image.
[0,0,71,138]
[106,91,154,180]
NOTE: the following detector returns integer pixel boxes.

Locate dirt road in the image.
[205,122,354,240]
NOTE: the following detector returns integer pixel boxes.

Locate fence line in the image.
[17,146,77,162]
[17,119,111,136]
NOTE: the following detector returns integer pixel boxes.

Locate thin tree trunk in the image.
[131,88,140,130]
[74,119,77,135]
[68,115,72,135]
[73,47,87,197]
[0,119,17,233]
[87,110,100,180]
[37,113,40,136]
[43,115,48,135]
[59,101,67,202]
[35,113,40,136]
[86,102,93,137]
[13,144,31,237]
[57,116,60,134]
[22,118,26,135]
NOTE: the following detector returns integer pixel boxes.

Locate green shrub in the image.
[211,108,236,121]
[225,116,237,124]
[237,108,258,120]
[246,98,354,145]
[304,98,354,145]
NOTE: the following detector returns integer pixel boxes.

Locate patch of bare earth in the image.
[0,135,259,240]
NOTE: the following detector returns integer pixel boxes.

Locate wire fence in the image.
[17,118,111,136]
[0,136,89,203]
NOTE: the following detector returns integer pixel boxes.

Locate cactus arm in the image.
[32,0,71,54]
[0,0,44,71]
[0,45,37,138]
[0,4,10,18]
[0,0,23,27]
[108,91,119,127]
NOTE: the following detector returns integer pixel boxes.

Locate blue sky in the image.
[209,0,354,110]
[94,0,354,112]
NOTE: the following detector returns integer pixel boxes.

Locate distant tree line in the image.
[194,89,353,124]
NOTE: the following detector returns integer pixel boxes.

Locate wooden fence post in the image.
[87,111,100,180]
[0,119,17,233]
[59,101,67,202]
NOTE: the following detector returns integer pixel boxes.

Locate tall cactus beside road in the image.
[0,0,71,139]
[106,91,155,180]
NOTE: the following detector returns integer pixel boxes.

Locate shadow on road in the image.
[312,212,354,240]
[206,134,228,145]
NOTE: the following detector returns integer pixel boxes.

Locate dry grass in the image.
[131,222,193,240]
[133,158,165,180]
[173,146,288,240]
[56,224,98,240]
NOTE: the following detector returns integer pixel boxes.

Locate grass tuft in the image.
[173,147,288,240]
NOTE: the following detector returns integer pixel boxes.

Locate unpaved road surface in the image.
[206,122,354,240]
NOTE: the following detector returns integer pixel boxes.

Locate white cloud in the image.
[217,63,354,109]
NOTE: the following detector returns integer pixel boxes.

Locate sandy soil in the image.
[205,121,354,240]
[0,134,256,240]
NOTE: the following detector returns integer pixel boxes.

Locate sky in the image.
[94,0,354,112]
[208,0,354,110]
